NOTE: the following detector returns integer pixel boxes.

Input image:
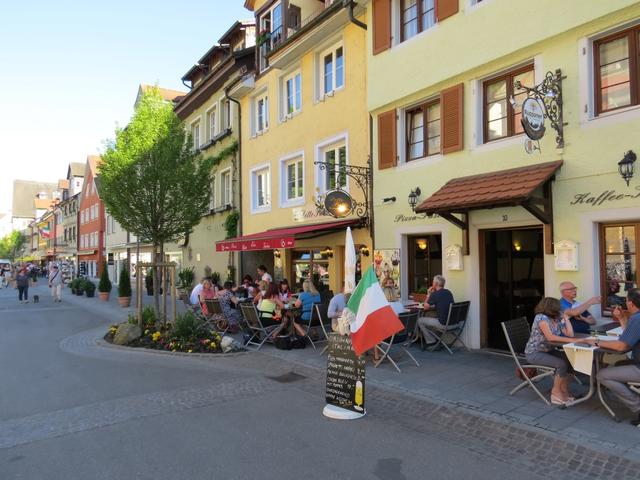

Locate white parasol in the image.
[344,226,356,294]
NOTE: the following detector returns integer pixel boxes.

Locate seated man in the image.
[189,278,205,305]
[559,281,600,334]
[417,275,454,344]
[595,288,640,426]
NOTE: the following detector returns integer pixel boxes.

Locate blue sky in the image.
[0,0,251,212]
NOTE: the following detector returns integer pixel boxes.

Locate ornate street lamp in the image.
[408,187,422,212]
[618,150,636,187]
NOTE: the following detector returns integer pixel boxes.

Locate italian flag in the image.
[347,266,404,356]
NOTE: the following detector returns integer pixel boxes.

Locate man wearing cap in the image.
[559,281,600,334]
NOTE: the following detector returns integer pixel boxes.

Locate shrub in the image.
[70,278,82,291]
[177,266,195,290]
[98,262,112,293]
[83,279,96,294]
[171,311,208,342]
[211,271,221,286]
[141,305,156,327]
[118,266,132,297]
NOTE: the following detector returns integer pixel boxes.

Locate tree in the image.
[99,87,213,316]
[0,231,27,262]
[98,261,112,293]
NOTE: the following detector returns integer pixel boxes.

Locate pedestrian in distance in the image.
[49,265,64,303]
[16,267,30,303]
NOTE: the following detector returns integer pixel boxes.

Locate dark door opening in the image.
[482,227,544,350]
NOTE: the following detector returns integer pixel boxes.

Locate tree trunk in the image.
[160,242,166,325]
[153,242,160,317]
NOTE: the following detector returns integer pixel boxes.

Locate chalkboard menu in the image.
[325,333,365,413]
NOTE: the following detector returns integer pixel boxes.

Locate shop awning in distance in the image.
[216,218,362,252]
[414,160,563,215]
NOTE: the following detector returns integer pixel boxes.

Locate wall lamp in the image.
[408,187,422,212]
[619,150,636,187]
[359,245,370,257]
[322,247,334,258]
[274,249,281,259]
[382,196,396,203]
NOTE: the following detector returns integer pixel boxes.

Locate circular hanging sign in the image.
[521,98,546,140]
[324,190,354,218]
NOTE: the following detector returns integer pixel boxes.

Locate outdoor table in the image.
[549,336,622,421]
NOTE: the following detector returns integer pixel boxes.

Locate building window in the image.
[483,64,534,142]
[322,142,347,192]
[254,93,269,134]
[222,99,232,130]
[284,71,302,116]
[600,223,639,313]
[80,210,85,224]
[259,1,283,71]
[594,26,640,115]
[407,234,442,294]
[221,169,232,206]
[401,0,436,42]
[291,249,330,291]
[209,175,216,210]
[281,155,304,205]
[208,107,217,140]
[251,165,271,211]
[321,45,344,96]
[406,100,440,160]
[192,121,200,149]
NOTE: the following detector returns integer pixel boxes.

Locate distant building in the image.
[11,180,58,232]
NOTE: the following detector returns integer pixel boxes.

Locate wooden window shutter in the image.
[378,109,397,170]
[372,0,392,55]
[440,83,464,154]
[436,0,459,22]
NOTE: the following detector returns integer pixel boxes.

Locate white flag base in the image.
[322,404,366,420]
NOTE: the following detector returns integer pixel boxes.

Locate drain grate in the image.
[266,371,306,383]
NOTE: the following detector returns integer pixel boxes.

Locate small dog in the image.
[33,295,39,303]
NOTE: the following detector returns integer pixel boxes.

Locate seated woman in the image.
[383,286,405,315]
[217,281,242,330]
[294,279,321,337]
[239,275,256,298]
[524,297,582,405]
[278,279,293,303]
[199,279,217,317]
[253,280,268,305]
[257,283,288,335]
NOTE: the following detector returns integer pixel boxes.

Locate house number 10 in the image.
[502,215,508,222]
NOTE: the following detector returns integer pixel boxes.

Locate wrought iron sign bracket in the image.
[314,161,372,228]
[515,69,566,149]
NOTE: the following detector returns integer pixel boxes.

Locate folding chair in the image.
[374,311,421,373]
[299,303,330,350]
[501,317,556,405]
[422,301,470,354]
[180,292,205,320]
[240,303,285,351]
[205,298,229,335]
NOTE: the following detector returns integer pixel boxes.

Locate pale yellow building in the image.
[221,0,372,295]
[367,0,640,349]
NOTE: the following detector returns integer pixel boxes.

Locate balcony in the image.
[258,0,364,71]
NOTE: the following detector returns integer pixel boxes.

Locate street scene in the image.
[2,0,640,478]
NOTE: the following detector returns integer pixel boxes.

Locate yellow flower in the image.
[152,332,161,342]
[144,329,149,335]
[210,343,216,349]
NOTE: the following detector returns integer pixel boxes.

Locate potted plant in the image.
[70,278,79,294]
[118,266,132,307]
[98,262,112,301]
[83,279,96,298]
[411,286,429,303]
[74,278,85,296]
[177,266,195,294]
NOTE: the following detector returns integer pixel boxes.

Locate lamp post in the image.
[408,187,421,212]
[618,150,636,187]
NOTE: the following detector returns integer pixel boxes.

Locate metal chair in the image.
[374,311,421,373]
[422,301,471,354]
[240,303,285,351]
[204,298,229,335]
[299,303,331,350]
[501,317,556,405]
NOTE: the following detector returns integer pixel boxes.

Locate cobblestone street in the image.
[1,283,639,479]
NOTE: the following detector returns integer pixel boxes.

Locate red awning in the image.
[216,218,362,252]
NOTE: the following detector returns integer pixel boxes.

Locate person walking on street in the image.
[16,268,30,303]
[49,265,64,302]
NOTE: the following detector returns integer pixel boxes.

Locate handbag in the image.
[274,335,292,350]
[290,335,306,349]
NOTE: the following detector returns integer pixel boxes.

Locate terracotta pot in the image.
[98,292,110,301]
[118,296,131,307]
[411,293,427,303]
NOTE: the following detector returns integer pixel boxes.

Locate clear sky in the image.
[0,0,251,213]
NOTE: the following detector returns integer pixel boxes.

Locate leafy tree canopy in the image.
[99,87,213,247]
[0,231,27,262]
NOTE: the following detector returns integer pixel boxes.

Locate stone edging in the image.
[95,336,249,358]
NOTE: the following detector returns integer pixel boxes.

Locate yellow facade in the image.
[367,0,640,348]
[237,1,372,293]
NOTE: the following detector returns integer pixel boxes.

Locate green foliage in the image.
[203,265,212,279]
[70,278,82,291]
[99,86,216,247]
[171,311,208,342]
[224,210,239,239]
[211,271,221,285]
[177,266,195,290]
[226,265,236,282]
[98,262,112,293]
[210,140,238,168]
[118,266,132,297]
[81,278,96,293]
[417,286,429,294]
[141,305,157,326]
[0,231,27,262]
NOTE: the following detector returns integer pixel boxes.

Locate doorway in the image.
[481,227,544,350]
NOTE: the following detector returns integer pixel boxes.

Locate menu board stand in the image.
[323,333,366,420]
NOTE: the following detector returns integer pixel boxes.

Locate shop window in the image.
[600,223,639,312]
[483,64,533,142]
[291,249,330,293]
[407,234,442,295]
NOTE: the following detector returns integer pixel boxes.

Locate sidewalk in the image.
[261,337,640,461]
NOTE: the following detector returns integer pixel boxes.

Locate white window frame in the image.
[80,210,85,224]
[209,174,216,210]
[253,91,269,136]
[314,132,349,195]
[279,151,305,208]
[250,163,271,214]
[207,105,218,140]
[397,96,444,167]
[221,98,232,130]
[281,69,302,119]
[220,168,232,207]
[258,1,283,72]
[191,120,201,150]
[318,42,345,99]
